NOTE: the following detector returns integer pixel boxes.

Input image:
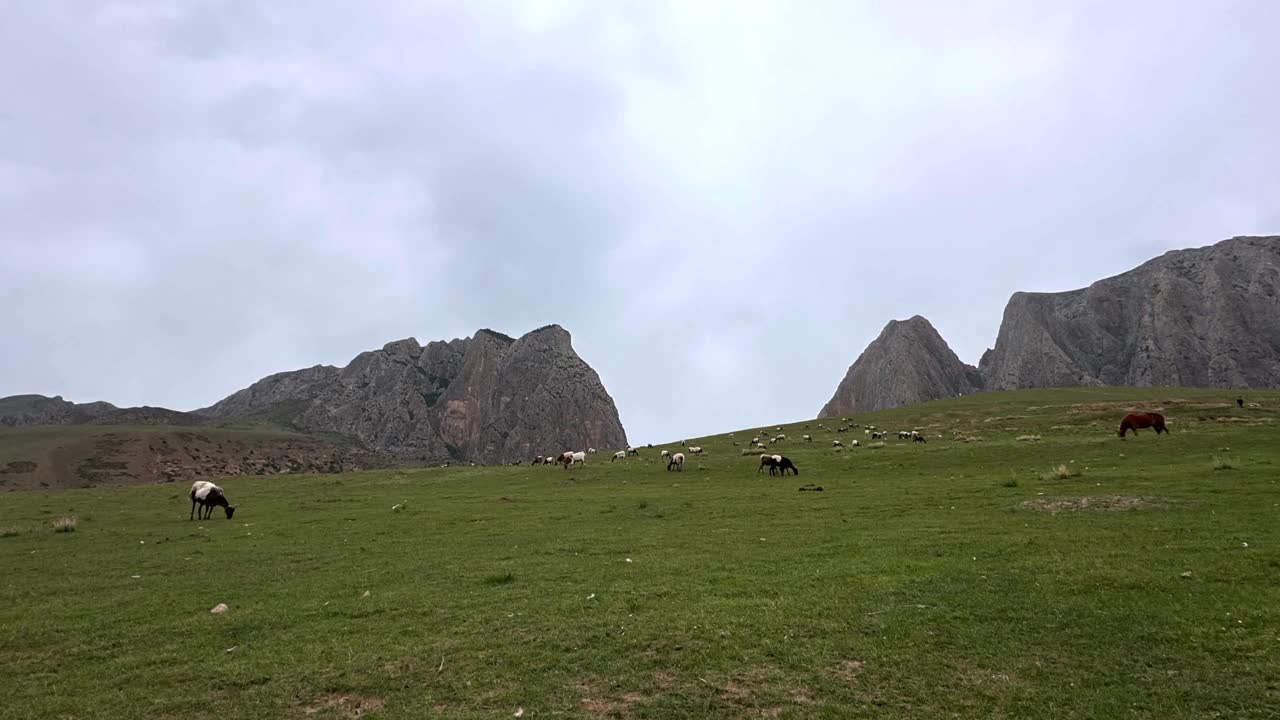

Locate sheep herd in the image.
[184,417,936,519]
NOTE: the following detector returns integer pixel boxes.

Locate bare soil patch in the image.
[1021,495,1169,513]
[297,692,385,718]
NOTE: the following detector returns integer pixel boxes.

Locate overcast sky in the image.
[2,1,1278,443]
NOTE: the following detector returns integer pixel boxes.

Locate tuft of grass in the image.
[1002,478,1019,488]
[0,526,24,538]
[638,501,649,509]
[1039,464,1080,482]
[482,572,515,586]
[1016,434,1042,442]
[51,516,77,533]
[1212,456,1236,471]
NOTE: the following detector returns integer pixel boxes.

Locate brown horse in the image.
[1118,412,1168,438]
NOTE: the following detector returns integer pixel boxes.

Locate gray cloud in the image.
[3,1,1278,443]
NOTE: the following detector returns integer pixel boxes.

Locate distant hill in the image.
[0,425,384,491]
[0,395,118,427]
[197,324,628,464]
[822,236,1280,414]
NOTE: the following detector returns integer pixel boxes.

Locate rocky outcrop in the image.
[195,364,341,419]
[820,236,1280,414]
[0,395,117,427]
[819,316,982,416]
[980,236,1280,390]
[198,324,628,464]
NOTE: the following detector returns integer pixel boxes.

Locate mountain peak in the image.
[819,315,981,416]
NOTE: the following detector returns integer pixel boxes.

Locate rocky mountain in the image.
[980,236,1280,390]
[0,395,118,427]
[197,324,628,464]
[819,316,983,417]
[821,236,1280,413]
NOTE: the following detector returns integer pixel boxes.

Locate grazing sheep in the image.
[776,433,785,440]
[588,448,597,454]
[561,451,585,468]
[758,454,777,474]
[190,481,236,520]
[871,431,884,440]
[833,440,843,448]
[689,446,704,455]
[851,439,860,447]
[802,434,811,442]
[774,456,799,476]
[661,450,670,461]
[898,431,911,440]
[667,452,685,471]
[751,437,760,445]
[612,450,626,462]
[627,447,639,456]
[558,451,574,465]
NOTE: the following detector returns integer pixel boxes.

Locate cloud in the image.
[2,1,1277,442]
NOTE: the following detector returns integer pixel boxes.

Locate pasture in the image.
[1,387,1278,719]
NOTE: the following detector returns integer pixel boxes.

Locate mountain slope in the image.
[819,316,982,417]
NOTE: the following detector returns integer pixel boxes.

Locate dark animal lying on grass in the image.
[190,481,236,520]
[1118,412,1168,438]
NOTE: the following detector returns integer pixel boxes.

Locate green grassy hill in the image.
[1,387,1276,719]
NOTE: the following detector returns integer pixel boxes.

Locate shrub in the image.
[52,516,77,533]
[1212,456,1236,471]
[1039,464,1079,482]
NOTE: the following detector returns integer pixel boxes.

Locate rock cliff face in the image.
[197,324,628,463]
[980,236,1280,390]
[819,316,982,417]
[820,236,1280,413]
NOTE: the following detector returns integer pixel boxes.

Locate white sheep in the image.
[802,434,812,442]
[588,448,597,454]
[667,452,685,471]
[660,449,670,462]
[190,481,236,520]
[564,451,587,468]
[852,439,860,447]
[612,450,626,462]
[833,440,843,448]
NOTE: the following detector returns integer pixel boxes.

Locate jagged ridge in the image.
[197,324,628,464]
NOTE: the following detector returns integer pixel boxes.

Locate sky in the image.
[2,1,1278,444]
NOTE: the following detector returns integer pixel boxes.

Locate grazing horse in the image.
[1118,412,1168,438]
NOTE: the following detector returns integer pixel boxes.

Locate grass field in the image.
[1,387,1278,719]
